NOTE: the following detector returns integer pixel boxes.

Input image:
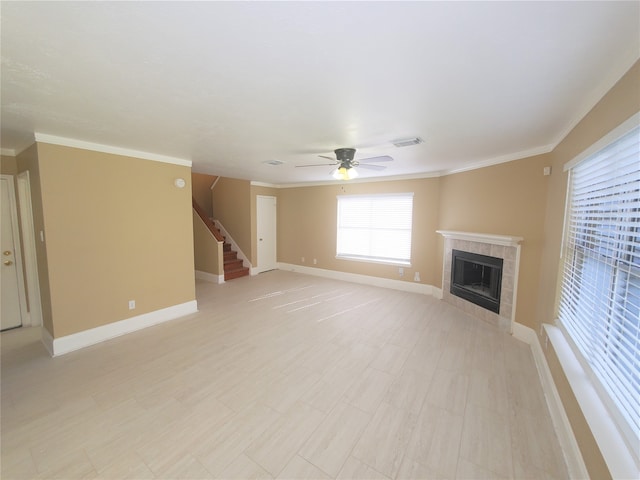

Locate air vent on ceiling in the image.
[392,137,424,148]
[263,159,285,166]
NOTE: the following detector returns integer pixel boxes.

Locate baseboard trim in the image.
[277,262,437,297]
[511,321,537,344]
[48,300,198,357]
[251,266,278,275]
[195,270,224,284]
[40,327,54,356]
[512,322,589,479]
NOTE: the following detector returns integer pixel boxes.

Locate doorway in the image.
[1,175,27,331]
[256,195,277,273]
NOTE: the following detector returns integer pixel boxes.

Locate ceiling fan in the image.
[296,148,393,180]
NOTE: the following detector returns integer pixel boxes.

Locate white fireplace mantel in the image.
[436,230,523,247]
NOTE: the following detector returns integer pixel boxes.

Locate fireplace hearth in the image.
[450,249,503,313]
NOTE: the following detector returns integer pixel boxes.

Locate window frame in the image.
[557,115,640,467]
[335,192,414,267]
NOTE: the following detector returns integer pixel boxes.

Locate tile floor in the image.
[1,270,569,479]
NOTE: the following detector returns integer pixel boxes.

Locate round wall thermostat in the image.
[174,178,186,188]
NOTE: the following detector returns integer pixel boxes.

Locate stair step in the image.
[223,250,238,261]
[223,243,232,252]
[224,258,244,270]
[224,267,249,281]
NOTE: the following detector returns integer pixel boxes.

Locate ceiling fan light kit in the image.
[332,166,359,180]
[295,144,402,180]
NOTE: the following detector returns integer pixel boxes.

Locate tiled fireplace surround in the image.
[437,230,523,333]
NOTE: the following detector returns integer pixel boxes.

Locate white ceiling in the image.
[1,1,639,185]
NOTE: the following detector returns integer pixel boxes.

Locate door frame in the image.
[255,195,277,274]
[17,171,42,327]
[1,174,28,328]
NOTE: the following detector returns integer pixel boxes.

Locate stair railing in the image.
[192,198,224,242]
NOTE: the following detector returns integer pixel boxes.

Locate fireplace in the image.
[450,249,503,313]
[437,230,523,333]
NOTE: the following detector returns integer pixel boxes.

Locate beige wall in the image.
[533,59,640,479]
[192,210,222,276]
[191,172,217,217]
[438,154,551,330]
[212,177,252,264]
[35,143,195,338]
[1,155,18,175]
[278,178,441,286]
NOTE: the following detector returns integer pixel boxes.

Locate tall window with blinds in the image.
[558,125,640,451]
[336,193,413,265]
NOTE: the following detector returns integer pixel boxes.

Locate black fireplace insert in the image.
[450,249,503,313]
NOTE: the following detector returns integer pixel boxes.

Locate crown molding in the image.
[550,52,640,152]
[34,133,192,167]
[256,146,556,188]
[250,181,279,188]
[441,144,554,176]
[1,148,17,157]
[271,171,442,189]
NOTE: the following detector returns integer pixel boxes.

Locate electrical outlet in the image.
[399,267,404,277]
[128,300,135,310]
[301,257,305,263]
[414,272,421,282]
[313,258,317,265]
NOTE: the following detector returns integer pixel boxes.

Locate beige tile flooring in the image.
[1,270,569,479]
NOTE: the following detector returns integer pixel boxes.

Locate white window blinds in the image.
[336,193,413,265]
[558,125,640,448]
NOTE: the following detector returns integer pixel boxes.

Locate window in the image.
[558,125,640,451]
[336,193,413,265]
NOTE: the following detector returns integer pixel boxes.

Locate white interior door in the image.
[1,176,26,331]
[256,195,277,273]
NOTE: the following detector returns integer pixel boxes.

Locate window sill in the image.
[543,324,639,479]
[335,255,411,268]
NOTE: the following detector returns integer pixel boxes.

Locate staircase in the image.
[192,198,249,281]
[222,241,250,280]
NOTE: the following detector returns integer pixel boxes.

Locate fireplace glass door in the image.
[451,249,503,313]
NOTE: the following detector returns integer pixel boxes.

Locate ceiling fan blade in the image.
[318,155,336,161]
[358,155,393,163]
[358,164,387,171]
[295,163,337,168]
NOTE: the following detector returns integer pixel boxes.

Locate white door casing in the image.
[17,171,42,327]
[256,195,277,273]
[1,175,27,330]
